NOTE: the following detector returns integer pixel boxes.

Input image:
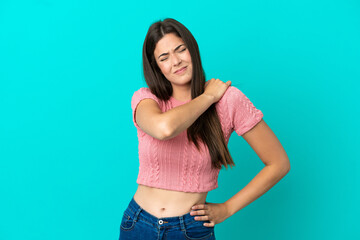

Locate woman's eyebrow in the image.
[158,44,185,59]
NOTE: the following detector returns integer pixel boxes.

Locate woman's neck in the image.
[171,84,192,102]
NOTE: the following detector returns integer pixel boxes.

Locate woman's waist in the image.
[133,184,208,218]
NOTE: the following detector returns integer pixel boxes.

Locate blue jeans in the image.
[119,196,216,240]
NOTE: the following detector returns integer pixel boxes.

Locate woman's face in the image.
[153,33,193,88]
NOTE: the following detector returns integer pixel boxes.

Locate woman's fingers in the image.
[191,202,230,227]
[204,78,231,102]
[192,204,208,210]
[191,209,211,221]
[190,209,207,216]
[194,215,210,221]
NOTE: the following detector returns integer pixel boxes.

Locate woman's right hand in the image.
[203,78,232,103]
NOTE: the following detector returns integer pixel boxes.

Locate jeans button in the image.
[159,220,163,224]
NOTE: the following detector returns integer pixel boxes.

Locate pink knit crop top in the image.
[131,86,264,193]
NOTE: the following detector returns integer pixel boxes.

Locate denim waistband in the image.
[125,196,197,226]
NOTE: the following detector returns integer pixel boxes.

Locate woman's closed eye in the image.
[160,48,186,62]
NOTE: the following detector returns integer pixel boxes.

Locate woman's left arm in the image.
[191,119,290,227]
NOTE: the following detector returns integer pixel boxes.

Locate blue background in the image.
[1,0,359,239]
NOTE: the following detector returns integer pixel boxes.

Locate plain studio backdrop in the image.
[0,0,359,239]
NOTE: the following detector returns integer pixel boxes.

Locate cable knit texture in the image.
[131,86,264,193]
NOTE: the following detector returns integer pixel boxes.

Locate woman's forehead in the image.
[154,33,185,55]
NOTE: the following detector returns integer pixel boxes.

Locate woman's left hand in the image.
[190,202,231,227]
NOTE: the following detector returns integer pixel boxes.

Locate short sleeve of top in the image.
[225,86,264,136]
[131,87,161,129]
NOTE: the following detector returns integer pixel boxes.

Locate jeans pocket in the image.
[183,220,214,240]
[120,211,136,231]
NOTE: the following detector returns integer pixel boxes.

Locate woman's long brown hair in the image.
[142,18,235,170]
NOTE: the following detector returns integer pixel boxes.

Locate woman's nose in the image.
[172,54,182,66]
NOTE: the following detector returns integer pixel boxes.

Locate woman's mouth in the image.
[174,66,187,74]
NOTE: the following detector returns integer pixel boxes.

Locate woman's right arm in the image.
[135,79,231,140]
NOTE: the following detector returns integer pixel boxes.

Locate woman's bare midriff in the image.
[133,184,208,218]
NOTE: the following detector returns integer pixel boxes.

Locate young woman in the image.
[119,18,290,240]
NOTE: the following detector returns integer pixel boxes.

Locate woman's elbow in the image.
[280,158,291,175]
[157,119,173,141]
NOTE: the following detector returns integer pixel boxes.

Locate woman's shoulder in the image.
[133,87,152,95]
[132,87,159,99]
[215,85,258,114]
[131,87,162,108]
[217,85,243,104]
